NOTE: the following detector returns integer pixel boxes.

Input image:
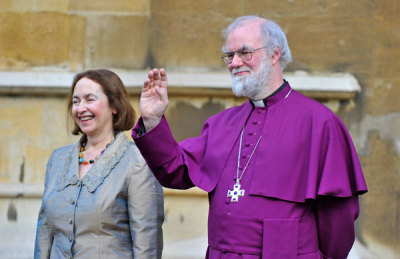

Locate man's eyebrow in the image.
[222,44,251,53]
[238,45,251,51]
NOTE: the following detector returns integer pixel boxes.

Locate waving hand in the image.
[140,68,169,131]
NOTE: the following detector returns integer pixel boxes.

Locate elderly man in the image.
[132,15,367,258]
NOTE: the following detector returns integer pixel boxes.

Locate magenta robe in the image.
[132,83,367,258]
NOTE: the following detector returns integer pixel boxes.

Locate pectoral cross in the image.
[227,181,245,202]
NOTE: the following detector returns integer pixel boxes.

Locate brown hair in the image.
[67,69,136,135]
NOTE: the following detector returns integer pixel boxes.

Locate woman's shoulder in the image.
[48,142,76,160]
[43,142,77,186]
[48,143,76,163]
[53,142,76,153]
[123,140,147,166]
[123,141,162,189]
[111,132,146,167]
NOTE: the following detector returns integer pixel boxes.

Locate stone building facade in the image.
[0,0,399,258]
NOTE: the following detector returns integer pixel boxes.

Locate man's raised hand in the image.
[140,68,169,131]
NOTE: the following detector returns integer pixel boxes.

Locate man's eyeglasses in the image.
[221,47,267,65]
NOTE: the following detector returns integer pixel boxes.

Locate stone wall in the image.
[0,0,150,70]
[0,0,399,258]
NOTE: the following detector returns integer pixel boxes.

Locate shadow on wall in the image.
[168,100,225,141]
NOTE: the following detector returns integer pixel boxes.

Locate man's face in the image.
[226,22,266,76]
[225,22,271,99]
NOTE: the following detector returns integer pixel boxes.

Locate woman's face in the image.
[72,77,116,138]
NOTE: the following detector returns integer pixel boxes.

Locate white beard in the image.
[231,58,272,100]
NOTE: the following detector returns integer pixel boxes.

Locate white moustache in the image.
[232,67,251,75]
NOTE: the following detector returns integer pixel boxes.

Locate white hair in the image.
[222,15,292,71]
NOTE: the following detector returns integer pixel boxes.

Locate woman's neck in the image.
[85,131,115,151]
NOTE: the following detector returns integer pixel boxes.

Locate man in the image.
[132,15,367,258]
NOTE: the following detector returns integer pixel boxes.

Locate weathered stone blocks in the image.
[0,12,85,69]
[86,15,149,69]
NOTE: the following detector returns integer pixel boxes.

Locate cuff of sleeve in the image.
[132,117,146,138]
[319,251,347,259]
[132,116,179,168]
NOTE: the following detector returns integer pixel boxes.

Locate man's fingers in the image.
[148,70,155,81]
[143,79,151,90]
[152,68,160,81]
[144,68,166,92]
[160,68,167,85]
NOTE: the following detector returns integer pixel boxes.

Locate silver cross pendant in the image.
[227,182,245,202]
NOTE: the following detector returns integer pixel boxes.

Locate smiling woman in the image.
[71,78,116,167]
[68,70,135,136]
[34,69,164,259]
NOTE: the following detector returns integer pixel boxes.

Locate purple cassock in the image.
[132,82,367,259]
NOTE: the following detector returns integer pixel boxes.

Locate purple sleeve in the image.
[132,116,209,190]
[316,195,359,258]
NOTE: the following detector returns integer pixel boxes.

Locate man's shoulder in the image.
[289,90,337,119]
[196,102,249,133]
[207,101,249,123]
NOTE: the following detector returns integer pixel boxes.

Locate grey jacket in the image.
[34,132,164,258]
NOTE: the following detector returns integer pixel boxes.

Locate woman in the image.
[34,69,164,258]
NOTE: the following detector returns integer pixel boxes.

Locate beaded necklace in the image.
[78,139,112,165]
[79,146,100,165]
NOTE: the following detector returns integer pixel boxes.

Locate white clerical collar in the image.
[250,80,288,108]
[251,99,266,107]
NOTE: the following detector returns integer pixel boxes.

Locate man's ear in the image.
[271,48,281,65]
